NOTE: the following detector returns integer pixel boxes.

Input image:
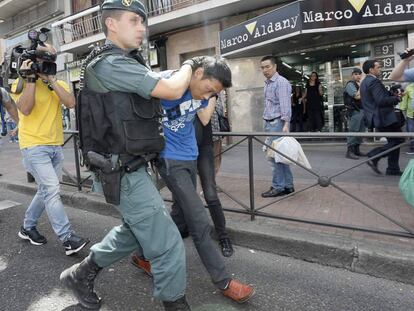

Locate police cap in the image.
[352,68,362,75]
[101,0,147,22]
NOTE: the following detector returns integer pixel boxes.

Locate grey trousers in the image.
[157,158,231,289]
[90,167,186,302]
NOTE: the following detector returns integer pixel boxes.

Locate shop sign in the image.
[219,2,301,55]
[301,0,414,31]
[69,67,81,82]
[66,58,85,70]
[220,0,414,56]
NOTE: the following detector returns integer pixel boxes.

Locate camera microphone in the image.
[399,49,414,60]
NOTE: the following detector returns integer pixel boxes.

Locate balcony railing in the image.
[53,0,211,46]
[148,0,209,17]
[54,11,102,46]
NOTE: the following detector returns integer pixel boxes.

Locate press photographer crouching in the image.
[11,31,89,255]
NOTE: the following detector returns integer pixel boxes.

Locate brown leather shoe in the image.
[131,254,152,277]
[221,279,255,303]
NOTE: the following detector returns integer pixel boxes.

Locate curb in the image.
[2,180,414,286]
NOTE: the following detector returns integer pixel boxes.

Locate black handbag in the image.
[217,112,230,132]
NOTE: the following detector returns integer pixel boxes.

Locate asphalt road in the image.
[1,188,414,311]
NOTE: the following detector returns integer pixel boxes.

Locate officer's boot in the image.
[346,146,359,160]
[354,144,367,156]
[60,254,102,310]
[162,296,191,311]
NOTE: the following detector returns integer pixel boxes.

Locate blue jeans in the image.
[406,117,414,151]
[264,119,294,191]
[21,145,73,241]
[7,121,18,142]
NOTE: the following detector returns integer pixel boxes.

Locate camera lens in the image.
[38,32,48,42]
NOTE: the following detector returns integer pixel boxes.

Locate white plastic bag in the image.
[268,137,311,169]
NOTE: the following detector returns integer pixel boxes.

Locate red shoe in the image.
[221,279,255,303]
[131,254,152,277]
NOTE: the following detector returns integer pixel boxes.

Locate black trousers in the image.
[368,122,404,173]
[197,144,228,240]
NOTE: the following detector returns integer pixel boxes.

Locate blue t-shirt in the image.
[160,90,208,160]
[404,68,414,82]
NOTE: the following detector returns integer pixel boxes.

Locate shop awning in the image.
[219,0,414,57]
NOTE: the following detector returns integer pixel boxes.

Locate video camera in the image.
[8,28,57,79]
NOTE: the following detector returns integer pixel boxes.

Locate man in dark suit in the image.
[360,60,404,176]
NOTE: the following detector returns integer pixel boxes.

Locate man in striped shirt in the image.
[260,56,294,198]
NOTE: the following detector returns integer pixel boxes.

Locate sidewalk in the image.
[1,136,414,285]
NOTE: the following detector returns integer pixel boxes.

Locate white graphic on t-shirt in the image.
[163,99,204,132]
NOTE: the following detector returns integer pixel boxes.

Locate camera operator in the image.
[390,48,414,82]
[12,43,89,255]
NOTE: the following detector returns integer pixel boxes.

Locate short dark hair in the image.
[201,57,232,88]
[362,60,377,74]
[101,9,125,36]
[260,55,276,64]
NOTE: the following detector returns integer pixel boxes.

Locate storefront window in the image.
[279,42,390,132]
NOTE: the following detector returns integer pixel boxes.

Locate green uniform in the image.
[86,41,186,302]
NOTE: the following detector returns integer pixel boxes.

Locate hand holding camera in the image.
[399,48,414,60]
[20,59,36,78]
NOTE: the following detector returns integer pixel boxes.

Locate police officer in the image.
[60,1,199,310]
[344,68,366,159]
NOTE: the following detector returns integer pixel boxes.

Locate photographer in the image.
[390,47,414,82]
[11,43,89,255]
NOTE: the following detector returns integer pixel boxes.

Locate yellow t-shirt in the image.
[11,78,69,149]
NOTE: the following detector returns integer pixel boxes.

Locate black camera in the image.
[8,28,57,79]
[399,48,414,60]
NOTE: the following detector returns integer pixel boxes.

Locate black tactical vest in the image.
[77,45,165,159]
[343,80,362,111]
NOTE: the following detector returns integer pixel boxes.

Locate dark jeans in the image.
[157,158,230,289]
[368,122,404,173]
[197,145,228,240]
[291,112,304,132]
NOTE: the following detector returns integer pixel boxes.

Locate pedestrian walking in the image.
[302,71,324,132]
[0,86,19,176]
[360,60,404,176]
[399,83,414,154]
[194,112,234,257]
[260,56,294,198]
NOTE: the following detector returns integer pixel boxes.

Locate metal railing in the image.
[148,0,209,17]
[54,12,102,46]
[59,130,414,239]
[53,0,210,45]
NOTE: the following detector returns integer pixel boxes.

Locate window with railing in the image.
[71,0,101,14]
[55,11,102,45]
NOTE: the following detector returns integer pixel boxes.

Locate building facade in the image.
[1,0,413,133]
